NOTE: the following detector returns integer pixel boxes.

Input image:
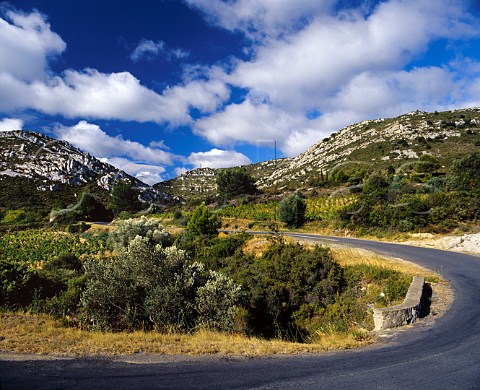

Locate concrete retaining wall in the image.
[373,276,425,331]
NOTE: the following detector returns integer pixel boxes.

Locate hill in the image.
[156,108,480,200]
[0,130,169,224]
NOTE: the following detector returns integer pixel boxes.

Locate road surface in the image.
[2,234,480,389]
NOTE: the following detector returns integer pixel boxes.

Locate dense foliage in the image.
[0,229,108,312]
[109,180,142,214]
[81,236,242,332]
[109,216,173,250]
[338,153,480,233]
[216,167,257,204]
[0,218,413,341]
[186,202,221,237]
[178,234,411,341]
[50,192,113,224]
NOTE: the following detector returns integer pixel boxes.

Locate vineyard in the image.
[306,194,357,221]
[0,229,112,267]
[218,203,276,221]
[216,194,357,223]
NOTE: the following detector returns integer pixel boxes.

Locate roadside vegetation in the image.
[0,212,443,356]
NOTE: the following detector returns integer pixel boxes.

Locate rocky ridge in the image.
[256,108,480,189]
[156,107,480,199]
[0,130,168,202]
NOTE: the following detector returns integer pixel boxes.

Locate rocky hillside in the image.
[155,158,292,200]
[0,130,166,203]
[259,108,480,190]
[157,107,480,200]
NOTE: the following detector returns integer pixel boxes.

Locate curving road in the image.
[2,234,480,389]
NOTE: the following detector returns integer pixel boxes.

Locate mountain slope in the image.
[155,158,292,200]
[0,130,168,205]
[259,108,480,190]
[156,107,480,200]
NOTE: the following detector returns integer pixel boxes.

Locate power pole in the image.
[274,140,277,223]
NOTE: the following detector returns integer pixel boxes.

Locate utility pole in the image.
[274,140,277,223]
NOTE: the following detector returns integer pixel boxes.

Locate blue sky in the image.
[1,0,480,184]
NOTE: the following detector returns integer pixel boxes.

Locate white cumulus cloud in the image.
[0,117,23,131]
[0,8,65,82]
[0,9,227,125]
[187,148,251,169]
[185,0,335,39]
[101,157,167,185]
[55,121,177,165]
[189,0,480,156]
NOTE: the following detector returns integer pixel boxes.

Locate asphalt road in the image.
[2,234,480,389]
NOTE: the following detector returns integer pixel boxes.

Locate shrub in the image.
[66,222,91,234]
[109,180,142,214]
[1,209,27,224]
[81,236,188,330]
[448,152,480,192]
[109,216,172,250]
[279,192,307,228]
[186,203,221,237]
[145,262,207,331]
[397,219,414,232]
[0,259,39,308]
[414,154,440,173]
[195,270,242,331]
[224,243,345,340]
[81,232,241,332]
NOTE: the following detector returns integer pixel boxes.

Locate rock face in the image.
[0,130,168,202]
[407,233,480,255]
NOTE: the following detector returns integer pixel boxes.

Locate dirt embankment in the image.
[405,233,480,255]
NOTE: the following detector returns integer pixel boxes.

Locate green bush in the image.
[279,192,307,228]
[195,270,242,331]
[186,203,221,237]
[448,152,480,192]
[81,232,241,332]
[66,222,91,234]
[109,180,142,214]
[222,243,345,340]
[0,259,39,308]
[2,209,27,224]
[216,168,257,204]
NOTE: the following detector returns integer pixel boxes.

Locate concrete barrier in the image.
[373,276,425,331]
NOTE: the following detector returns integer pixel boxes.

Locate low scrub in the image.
[1,218,422,349]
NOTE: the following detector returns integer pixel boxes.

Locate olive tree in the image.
[109,216,173,250]
[82,220,241,332]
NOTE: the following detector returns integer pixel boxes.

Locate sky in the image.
[1,0,480,185]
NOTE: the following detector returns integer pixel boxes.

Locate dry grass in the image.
[330,247,442,281]
[0,312,374,357]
